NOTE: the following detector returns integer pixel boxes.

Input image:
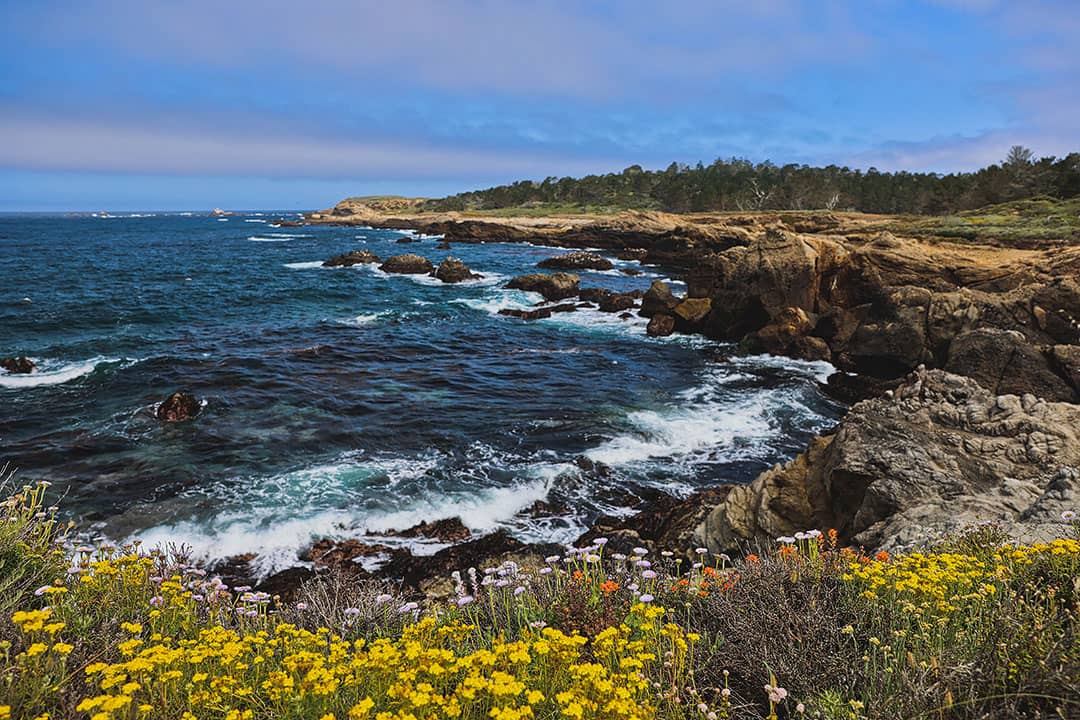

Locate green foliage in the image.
[419,150,1080,217]
[882,196,1080,244]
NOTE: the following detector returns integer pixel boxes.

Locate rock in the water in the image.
[639,280,680,317]
[432,257,480,283]
[436,241,452,250]
[156,391,201,422]
[672,297,712,330]
[323,249,381,267]
[390,517,472,543]
[499,307,552,321]
[691,369,1080,553]
[395,236,418,243]
[379,254,435,274]
[619,268,643,276]
[0,356,35,374]
[598,292,637,313]
[506,273,580,301]
[646,314,676,337]
[537,251,614,271]
[617,248,649,261]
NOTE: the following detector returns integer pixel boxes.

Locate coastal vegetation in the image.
[2,482,1077,720]
[413,148,1080,216]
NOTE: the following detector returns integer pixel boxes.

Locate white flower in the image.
[1062,510,1077,521]
[695,547,708,554]
[633,547,649,556]
[539,567,552,575]
[456,596,474,607]
[661,551,674,557]
[612,553,627,560]
[594,537,608,545]
[806,529,822,538]
[642,570,658,579]
[375,593,393,604]
[585,554,600,563]
[344,607,361,617]
[776,536,796,544]
[639,593,654,603]
[295,602,309,611]
[636,559,652,568]
[513,586,527,596]
[397,601,419,614]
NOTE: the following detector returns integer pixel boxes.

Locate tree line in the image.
[424,147,1080,215]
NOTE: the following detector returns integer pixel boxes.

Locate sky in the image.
[0,0,1077,211]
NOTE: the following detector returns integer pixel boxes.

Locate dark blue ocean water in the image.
[0,212,842,571]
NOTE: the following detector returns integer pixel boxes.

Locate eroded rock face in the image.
[156,391,201,422]
[323,249,381,267]
[432,257,479,284]
[1,357,35,374]
[945,328,1075,401]
[379,254,435,274]
[691,369,1080,553]
[537,251,614,271]
[505,273,580,301]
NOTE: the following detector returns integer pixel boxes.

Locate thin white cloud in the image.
[0,114,617,179]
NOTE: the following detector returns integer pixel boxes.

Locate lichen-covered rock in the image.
[639,280,680,318]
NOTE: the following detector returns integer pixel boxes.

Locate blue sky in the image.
[1,0,1076,210]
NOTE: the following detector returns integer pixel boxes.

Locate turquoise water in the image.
[0,212,842,572]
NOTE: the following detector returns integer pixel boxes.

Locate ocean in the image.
[0,211,843,574]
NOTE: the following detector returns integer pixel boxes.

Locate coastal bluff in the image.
[274,199,1080,590]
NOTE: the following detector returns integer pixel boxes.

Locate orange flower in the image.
[572,570,584,581]
[875,551,890,562]
[599,580,620,595]
[746,554,760,564]
[703,567,719,578]
[827,528,839,547]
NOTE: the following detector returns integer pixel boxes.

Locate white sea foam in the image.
[337,312,386,327]
[585,360,836,472]
[0,357,119,389]
[126,452,559,575]
[244,218,267,223]
[283,261,325,269]
[217,218,229,222]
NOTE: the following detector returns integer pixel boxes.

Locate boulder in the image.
[598,292,638,313]
[617,248,649,261]
[323,249,381,267]
[537,252,614,271]
[436,241,452,250]
[639,280,680,317]
[432,257,480,284]
[379,254,435,274]
[945,328,1076,402]
[156,391,201,422]
[646,314,676,337]
[672,297,712,330]
[690,369,1080,553]
[380,517,471,543]
[1,356,35,374]
[506,273,580,301]
[620,268,643,276]
[395,236,419,244]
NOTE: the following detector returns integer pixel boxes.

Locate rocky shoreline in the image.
[219,200,1080,597]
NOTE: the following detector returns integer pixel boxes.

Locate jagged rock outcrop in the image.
[379,254,435,274]
[537,252,614,271]
[432,257,480,284]
[156,391,201,422]
[647,314,675,337]
[639,280,680,318]
[1,357,35,374]
[690,369,1080,553]
[323,249,381,267]
[506,273,580,301]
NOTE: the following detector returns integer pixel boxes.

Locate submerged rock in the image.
[436,241,452,250]
[389,517,472,543]
[506,273,580,301]
[431,257,480,284]
[379,254,435,274]
[395,236,419,244]
[323,249,381,267]
[537,251,613,271]
[156,391,201,422]
[0,356,35,374]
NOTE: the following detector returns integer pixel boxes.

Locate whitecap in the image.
[337,312,386,327]
[0,357,119,389]
[283,261,324,269]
